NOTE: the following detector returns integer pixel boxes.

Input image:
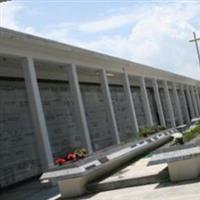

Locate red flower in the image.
[66,153,77,161]
[55,158,66,165]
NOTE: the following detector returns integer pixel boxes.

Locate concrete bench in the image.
[191,117,200,124]
[149,144,200,182]
[40,128,178,198]
[176,124,187,132]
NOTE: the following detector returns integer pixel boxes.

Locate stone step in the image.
[87,160,169,192]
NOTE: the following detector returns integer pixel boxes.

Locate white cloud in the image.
[79,12,140,33]
[73,3,200,79]
[1,1,200,79]
[129,3,200,78]
[0,1,22,30]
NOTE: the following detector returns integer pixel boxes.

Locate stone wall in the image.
[177,89,187,123]
[80,83,114,151]
[110,85,134,142]
[0,79,41,187]
[131,86,146,128]
[0,78,196,188]
[147,87,160,125]
[169,89,179,125]
[159,88,171,127]
[184,90,192,119]
[39,81,83,158]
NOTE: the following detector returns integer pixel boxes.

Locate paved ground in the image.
[98,158,167,183]
[88,158,168,192]
[1,165,200,200]
[0,178,59,200]
[71,179,200,200]
[2,177,200,200]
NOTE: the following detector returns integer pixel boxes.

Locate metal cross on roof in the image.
[189,32,200,69]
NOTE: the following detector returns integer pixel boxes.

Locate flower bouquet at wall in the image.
[139,125,166,138]
[55,148,87,166]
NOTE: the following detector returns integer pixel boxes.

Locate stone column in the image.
[152,79,166,127]
[180,84,190,124]
[67,64,93,153]
[22,57,54,170]
[139,77,154,126]
[191,86,199,117]
[123,72,139,134]
[172,82,184,125]
[195,86,200,114]
[163,80,176,127]
[99,69,120,144]
[186,85,195,119]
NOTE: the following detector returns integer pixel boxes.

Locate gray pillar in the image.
[186,85,195,118]
[152,79,166,127]
[180,84,190,124]
[123,72,139,134]
[67,64,93,153]
[139,77,154,126]
[195,86,200,114]
[191,86,199,116]
[99,69,120,144]
[163,80,176,127]
[172,82,184,125]
[22,57,54,170]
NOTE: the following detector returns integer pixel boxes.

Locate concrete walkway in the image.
[1,169,200,200]
[72,179,200,200]
[88,158,168,192]
[0,178,59,200]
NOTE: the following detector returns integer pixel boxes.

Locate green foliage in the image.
[183,123,200,142]
[139,125,166,138]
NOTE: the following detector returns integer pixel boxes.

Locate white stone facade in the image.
[0,27,200,187]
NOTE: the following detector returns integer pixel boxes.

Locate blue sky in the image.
[1,0,200,79]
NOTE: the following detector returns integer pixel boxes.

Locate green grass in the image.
[139,125,166,138]
[183,122,200,142]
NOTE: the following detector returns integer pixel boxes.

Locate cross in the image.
[189,32,200,68]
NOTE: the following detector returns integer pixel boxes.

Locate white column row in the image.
[191,85,199,117]
[99,69,121,144]
[181,85,200,120]
[180,84,190,124]
[195,86,200,114]
[67,64,93,154]
[22,56,200,170]
[152,79,166,127]
[163,80,176,127]
[123,72,139,134]
[172,82,184,125]
[139,77,154,126]
[23,57,54,170]
[186,85,195,119]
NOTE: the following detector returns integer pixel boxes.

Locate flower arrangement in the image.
[139,125,166,138]
[55,148,87,166]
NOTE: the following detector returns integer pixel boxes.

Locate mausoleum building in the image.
[0,27,200,188]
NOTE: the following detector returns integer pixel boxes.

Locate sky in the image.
[1,0,200,79]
